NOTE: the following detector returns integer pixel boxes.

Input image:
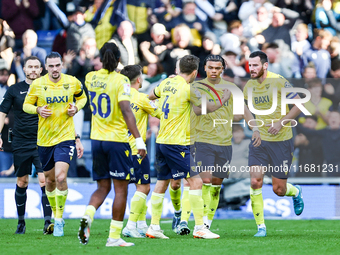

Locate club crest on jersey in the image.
[197,161,202,166]
[63,83,70,90]
[191,166,196,172]
[125,150,130,157]
[144,174,149,180]
[46,96,69,104]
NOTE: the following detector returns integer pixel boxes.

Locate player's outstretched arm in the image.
[120,100,146,159]
[244,104,261,147]
[0,112,6,150]
[266,94,303,135]
[149,88,159,100]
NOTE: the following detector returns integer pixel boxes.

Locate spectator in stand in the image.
[242,6,271,38]
[294,115,323,177]
[294,29,332,79]
[111,20,140,67]
[274,0,313,24]
[297,111,340,177]
[44,1,95,53]
[290,62,317,88]
[328,37,340,64]
[291,23,312,78]
[220,20,243,55]
[222,51,247,78]
[141,62,167,94]
[256,7,299,51]
[238,0,273,23]
[153,0,182,25]
[315,0,340,36]
[298,78,332,130]
[207,0,239,44]
[2,0,39,49]
[85,0,128,50]
[168,1,212,47]
[127,0,155,43]
[323,60,340,109]
[262,42,292,78]
[0,19,15,71]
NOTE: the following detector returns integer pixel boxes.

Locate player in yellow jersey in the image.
[78,43,146,247]
[119,65,162,238]
[146,55,229,239]
[244,51,304,237]
[190,55,261,230]
[23,52,86,237]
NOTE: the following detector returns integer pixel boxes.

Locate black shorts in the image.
[13,148,43,177]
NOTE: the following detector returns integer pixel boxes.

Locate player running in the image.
[120,65,162,238]
[244,51,304,237]
[78,43,146,247]
[0,56,53,235]
[23,52,86,237]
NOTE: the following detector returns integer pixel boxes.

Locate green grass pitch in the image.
[0,219,339,255]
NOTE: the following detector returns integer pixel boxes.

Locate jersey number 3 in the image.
[89,91,111,118]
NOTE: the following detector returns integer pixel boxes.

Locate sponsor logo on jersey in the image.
[46,96,69,104]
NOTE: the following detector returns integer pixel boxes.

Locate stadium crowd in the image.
[1,0,340,179]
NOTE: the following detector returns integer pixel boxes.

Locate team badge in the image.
[284,81,292,88]
[191,166,196,172]
[144,174,149,180]
[63,83,70,90]
[197,161,202,166]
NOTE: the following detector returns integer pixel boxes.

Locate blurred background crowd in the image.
[1,0,340,180]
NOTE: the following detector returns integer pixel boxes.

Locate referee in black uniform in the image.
[0,56,53,234]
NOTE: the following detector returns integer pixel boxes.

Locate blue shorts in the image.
[248,139,294,179]
[38,140,75,172]
[91,140,133,181]
[155,144,197,180]
[195,142,232,179]
[130,155,150,184]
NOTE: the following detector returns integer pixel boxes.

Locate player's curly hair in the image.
[99,42,121,72]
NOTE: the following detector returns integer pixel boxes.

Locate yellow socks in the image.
[45,189,56,217]
[84,205,96,222]
[202,184,211,217]
[207,185,221,222]
[127,191,147,228]
[189,189,204,226]
[181,187,191,222]
[56,188,68,219]
[285,183,298,197]
[250,188,264,225]
[150,192,164,226]
[169,186,181,212]
[109,220,123,239]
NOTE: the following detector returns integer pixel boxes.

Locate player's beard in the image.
[250,66,265,79]
[26,72,38,80]
[52,72,60,80]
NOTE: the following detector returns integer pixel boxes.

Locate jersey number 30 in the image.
[89,91,111,118]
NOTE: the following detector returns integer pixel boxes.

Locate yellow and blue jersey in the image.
[243,71,295,142]
[154,76,201,146]
[128,88,162,155]
[23,73,86,147]
[193,78,236,146]
[85,69,131,142]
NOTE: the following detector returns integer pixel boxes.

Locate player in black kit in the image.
[0,56,53,234]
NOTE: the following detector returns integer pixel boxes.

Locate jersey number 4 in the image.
[162,95,170,119]
[89,91,111,118]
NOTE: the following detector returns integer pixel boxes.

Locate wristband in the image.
[135,137,146,150]
[253,127,259,132]
[75,134,81,140]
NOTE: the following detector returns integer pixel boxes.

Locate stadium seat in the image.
[36,29,62,53]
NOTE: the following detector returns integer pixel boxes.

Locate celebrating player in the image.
[120,65,162,238]
[244,51,304,237]
[78,43,146,247]
[147,55,229,239]
[193,54,260,229]
[0,56,53,235]
[23,52,86,237]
